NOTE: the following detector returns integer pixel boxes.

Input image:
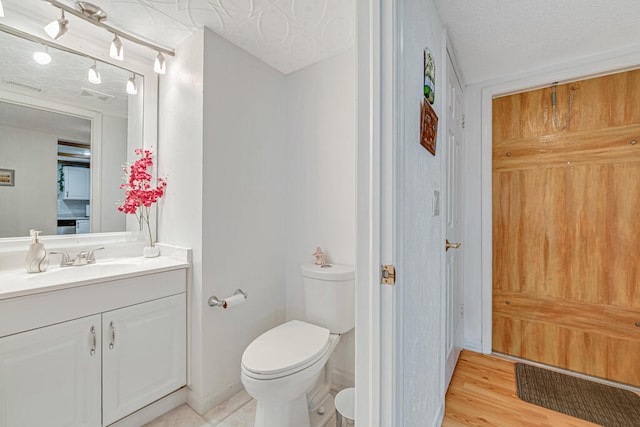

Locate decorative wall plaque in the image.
[420,99,438,156]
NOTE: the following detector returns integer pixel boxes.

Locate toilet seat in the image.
[242,320,330,380]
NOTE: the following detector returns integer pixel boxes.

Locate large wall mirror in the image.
[0,26,145,239]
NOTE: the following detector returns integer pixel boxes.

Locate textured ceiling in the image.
[4,0,355,75]
[435,0,640,84]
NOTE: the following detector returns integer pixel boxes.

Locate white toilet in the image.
[241,263,355,427]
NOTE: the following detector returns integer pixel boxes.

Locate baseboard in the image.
[332,368,355,390]
[187,381,244,415]
[109,388,187,427]
[431,400,445,427]
[463,338,483,353]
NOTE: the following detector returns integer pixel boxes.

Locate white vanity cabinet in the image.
[0,314,102,427]
[62,165,91,200]
[0,266,187,427]
[102,294,186,425]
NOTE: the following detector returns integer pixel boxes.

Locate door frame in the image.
[479,48,640,354]
[355,0,394,425]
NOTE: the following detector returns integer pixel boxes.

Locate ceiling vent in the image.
[80,87,115,102]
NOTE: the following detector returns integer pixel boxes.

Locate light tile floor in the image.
[144,389,338,427]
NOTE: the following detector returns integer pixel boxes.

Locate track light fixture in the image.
[88,60,101,84]
[126,73,138,95]
[42,1,174,73]
[44,9,69,40]
[109,34,123,60]
[33,45,52,65]
[153,52,166,74]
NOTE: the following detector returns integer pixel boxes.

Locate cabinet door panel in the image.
[102,294,186,425]
[0,315,101,427]
[63,166,90,200]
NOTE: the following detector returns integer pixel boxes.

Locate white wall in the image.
[200,27,288,408]
[0,125,59,237]
[159,28,289,413]
[394,0,447,425]
[100,114,127,233]
[285,50,356,386]
[157,29,206,407]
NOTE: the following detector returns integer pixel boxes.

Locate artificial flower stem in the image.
[142,206,153,248]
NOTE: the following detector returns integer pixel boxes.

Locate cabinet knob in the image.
[109,321,116,350]
[89,326,96,356]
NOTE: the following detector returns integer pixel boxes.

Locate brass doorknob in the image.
[446,240,461,251]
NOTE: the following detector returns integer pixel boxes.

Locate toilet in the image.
[241,263,355,427]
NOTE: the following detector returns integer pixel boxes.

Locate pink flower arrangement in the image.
[118,148,167,247]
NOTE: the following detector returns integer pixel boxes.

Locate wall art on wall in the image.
[420,99,438,156]
[424,48,436,104]
[0,168,15,186]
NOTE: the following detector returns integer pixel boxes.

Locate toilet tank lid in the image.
[301,263,355,280]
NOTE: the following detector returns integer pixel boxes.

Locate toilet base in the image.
[254,394,310,427]
[308,393,335,427]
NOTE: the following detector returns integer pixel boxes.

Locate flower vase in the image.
[143,246,160,258]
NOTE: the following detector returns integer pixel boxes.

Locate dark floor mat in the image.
[515,363,640,427]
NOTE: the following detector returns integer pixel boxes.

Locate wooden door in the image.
[492,69,640,387]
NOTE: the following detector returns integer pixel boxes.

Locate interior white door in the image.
[0,314,102,427]
[443,51,464,390]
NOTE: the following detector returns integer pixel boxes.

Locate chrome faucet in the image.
[49,247,105,267]
[49,251,71,267]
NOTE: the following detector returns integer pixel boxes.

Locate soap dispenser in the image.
[25,229,49,273]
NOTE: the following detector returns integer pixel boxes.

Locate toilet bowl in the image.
[241,263,355,427]
[241,320,340,427]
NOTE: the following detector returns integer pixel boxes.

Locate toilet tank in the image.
[302,263,355,334]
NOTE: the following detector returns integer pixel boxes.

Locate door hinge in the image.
[461,114,466,129]
[381,264,396,285]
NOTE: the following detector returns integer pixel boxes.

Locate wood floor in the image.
[442,350,600,426]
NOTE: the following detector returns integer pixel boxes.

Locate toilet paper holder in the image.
[208,289,248,308]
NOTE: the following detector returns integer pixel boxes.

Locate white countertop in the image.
[0,256,190,301]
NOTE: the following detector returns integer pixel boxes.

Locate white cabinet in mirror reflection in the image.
[62,165,90,200]
[76,219,90,234]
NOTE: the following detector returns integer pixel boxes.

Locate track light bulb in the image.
[33,46,51,65]
[126,74,138,95]
[153,52,166,74]
[110,34,124,60]
[88,60,101,84]
[44,10,69,40]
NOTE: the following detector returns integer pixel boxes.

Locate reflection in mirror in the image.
[0,26,144,239]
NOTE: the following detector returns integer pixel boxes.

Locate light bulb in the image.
[33,46,51,65]
[88,61,101,84]
[153,52,166,74]
[44,10,69,40]
[126,74,137,95]
[0,0,5,18]
[110,34,124,61]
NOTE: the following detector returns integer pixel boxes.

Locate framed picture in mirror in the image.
[0,168,15,186]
